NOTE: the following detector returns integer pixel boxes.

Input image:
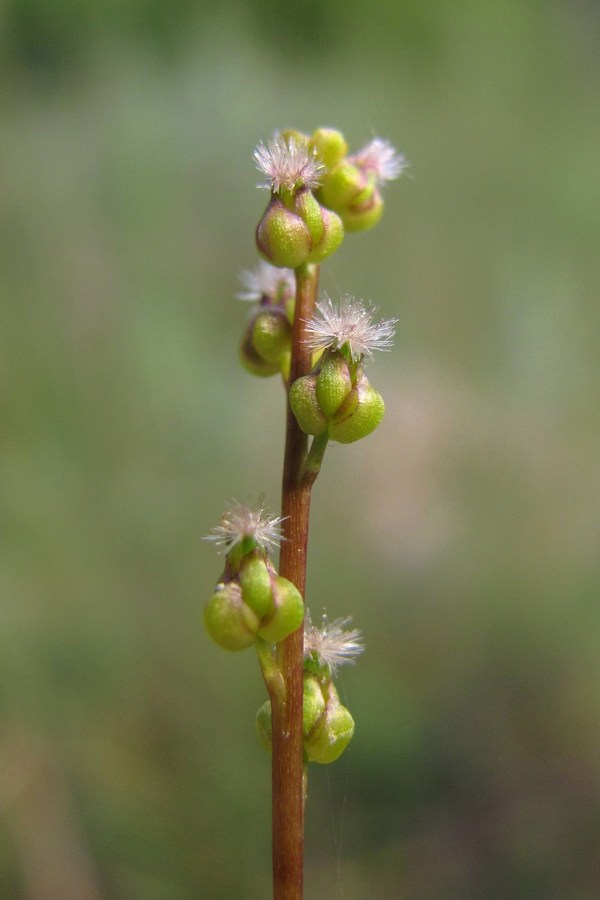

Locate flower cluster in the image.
[254,134,343,269]
[238,262,296,378]
[203,502,303,651]
[257,611,364,764]
[289,295,396,443]
[253,128,405,269]
[310,128,407,232]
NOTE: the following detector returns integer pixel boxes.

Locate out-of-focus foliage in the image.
[1,1,600,897]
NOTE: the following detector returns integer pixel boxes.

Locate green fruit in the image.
[316,353,352,419]
[252,309,292,365]
[306,207,344,264]
[289,375,328,436]
[309,128,348,169]
[305,697,355,764]
[302,674,326,737]
[328,380,384,443]
[258,576,304,643]
[239,556,274,620]
[203,582,258,651]
[256,196,311,269]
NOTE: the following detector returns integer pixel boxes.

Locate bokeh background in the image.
[2,1,600,897]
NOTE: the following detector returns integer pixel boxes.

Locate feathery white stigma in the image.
[306,294,397,361]
[237,261,295,303]
[204,501,285,554]
[254,135,325,193]
[350,138,408,184]
[304,610,364,674]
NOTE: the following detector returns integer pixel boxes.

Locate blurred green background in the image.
[1,0,599,897]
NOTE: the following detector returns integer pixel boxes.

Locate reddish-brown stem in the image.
[271,263,319,900]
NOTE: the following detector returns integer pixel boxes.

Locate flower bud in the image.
[288,375,328,436]
[256,699,273,752]
[256,196,312,269]
[309,128,348,170]
[315,353,352,419]
[327,375,385,444]
[203,582,259,651]
[304,684,355,764]
[257,575,304,643]
[251,308,292,365]
[239,555,274,620]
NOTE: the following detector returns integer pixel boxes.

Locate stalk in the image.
[271,263,320,900]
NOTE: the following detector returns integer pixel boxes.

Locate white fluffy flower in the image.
[304,610,364,674]
[204,501,285,554]
[305,294,397,361]
[254,135,325,193]
[237,261,295,303]
[350,138,408,184]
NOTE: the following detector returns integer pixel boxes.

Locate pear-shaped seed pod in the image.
[341,190,384,233]
[289,375,328,436]
[306,207,344,265]
[317,161,364,211]
[252,309,292,365]
[302,674,326,737]
[293,187,324,247]
[257,575,304,643]
[316,353,352,420]
[239,331,281,377]
[239,555,274,620]
[309,128,348,170]
[328,380,384,444]
[256,196,311,269]
[304,696,355,764]
[204,582,259,651]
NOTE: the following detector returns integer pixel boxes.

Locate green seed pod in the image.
[239,555,274,620]
[203,582,259,651]
[340,190,384,233]
[255,699,273,752]
[305,692,355,764]
[329,385,359,424]
[302,673,326,737]
[257,575,304,643]
[239,330,281,377]
[328,378,385,444]
[316,353,352,419]
[289,375,328,436]
[309,128,348,170]
[317,161,364,211]
[306,207,344,264]
[256,195,311,269]
[252,309,292,365]
[293,187,324,248]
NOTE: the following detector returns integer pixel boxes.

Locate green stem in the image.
[256,638,285,707]
[271,262,320,900]
[301,432,329,487]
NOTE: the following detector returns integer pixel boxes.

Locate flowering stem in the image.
[271,262,320,900]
